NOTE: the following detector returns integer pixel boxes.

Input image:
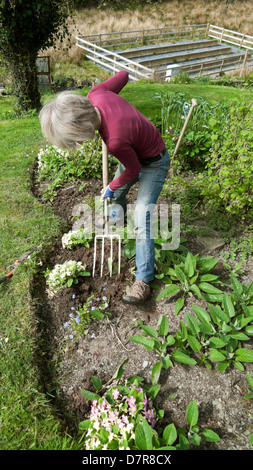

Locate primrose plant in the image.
[45,260,90,297]
[62,228,93,249]
[80,359,159,450]
[80,359,220,450]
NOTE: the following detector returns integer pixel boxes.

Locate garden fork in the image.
[92,141,121,277]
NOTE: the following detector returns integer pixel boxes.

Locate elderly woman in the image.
[39,71,170,305]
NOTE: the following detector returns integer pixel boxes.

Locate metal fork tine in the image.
[92,236,97,277]
[101,236,105,277]
[110,237,113,277]
[92,141,122,278]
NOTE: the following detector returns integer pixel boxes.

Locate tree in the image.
[0,0,73,110]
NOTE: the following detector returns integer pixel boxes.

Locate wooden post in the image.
[239,34,245,49]
[141,29,144,45]
[240,49,249,77]
[205,23,210,38]
[220,28,225,43]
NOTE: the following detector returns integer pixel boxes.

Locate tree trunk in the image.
[9,51,41,111]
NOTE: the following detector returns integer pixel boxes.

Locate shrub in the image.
[199,96,253,217]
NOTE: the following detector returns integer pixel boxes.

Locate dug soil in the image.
[32,171,253,450]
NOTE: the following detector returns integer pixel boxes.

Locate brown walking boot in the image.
[122,280,151,305]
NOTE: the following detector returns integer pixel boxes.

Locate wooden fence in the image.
[207,24,253,51]
[79,24,209,50]
[76,37,154,81]
[76,24,253,81]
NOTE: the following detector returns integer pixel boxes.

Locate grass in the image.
[0,98,83,450]
[77,77,246,123]
[0,66,251,450]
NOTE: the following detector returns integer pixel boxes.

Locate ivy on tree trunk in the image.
[0,0,73,111]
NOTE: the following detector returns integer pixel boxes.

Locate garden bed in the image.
[32,169,253,450]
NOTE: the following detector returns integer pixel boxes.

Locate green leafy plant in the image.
[244,372,253,448]
[80,359,160,450]
[229,274,253,317]
[156,252,222,313]
[62,228,93,249]
[37,135,117,200]
[130,315,197,386]
[244,372,253,400]
[174,294,253,371]
[64,295,111,339]
[131,275,253,373]
[45,260,90,297]
[79,360,219,450]
[152,91,228,172]
[199,96,253,217]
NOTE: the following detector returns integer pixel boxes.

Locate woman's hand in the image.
[101,185,114,202]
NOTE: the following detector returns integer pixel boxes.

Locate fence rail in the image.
[155,54,253,80]
[208,24,253,51]
[76,37,154,81]
[79,24,208,50]
[76,24,253,82]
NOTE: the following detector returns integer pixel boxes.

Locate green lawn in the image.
[0,100,80,450]
[0,79,248,450]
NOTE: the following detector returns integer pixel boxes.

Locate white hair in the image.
[39,91,97,150]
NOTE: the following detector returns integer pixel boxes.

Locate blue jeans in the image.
[110,148,170,283]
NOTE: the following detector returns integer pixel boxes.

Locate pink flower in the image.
[127,396,136,406]
[112,389,120,400]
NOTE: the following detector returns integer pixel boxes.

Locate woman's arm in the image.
[94,71,129,95]
[108,138,141,191]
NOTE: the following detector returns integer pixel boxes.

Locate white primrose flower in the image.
[46,260,88,297]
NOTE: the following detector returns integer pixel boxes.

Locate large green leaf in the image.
[175,297,184,315]
[135,419,153,450]
[192,304,211,324]
[185,312,200,335]
[236,348,253,362]
[91,376,102,392]
[209,304,229,323]
[208,348,226,362]
[159,315,169,336]
[197,257,218,274]
[171,350,196,365]
[81,389,101,401]
[141,324,158,338]
[223,293,235,318]
[184,252,195,277]
[201,429,220,442]
[188,335,202,352]
[199,282,223,294]
[174,265,186,284]
[130,336,155,351]
[163,423,177,446]
[151,362,162,385]
[156,284,180,300]
[186,401,198,427]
